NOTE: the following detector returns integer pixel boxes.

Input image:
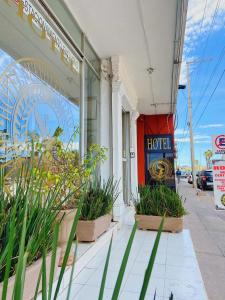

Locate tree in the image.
[204,149,213,169]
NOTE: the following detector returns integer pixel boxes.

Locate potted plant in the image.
[76,176,119,242]
[0,158,63,300]
[134,185,186,233]
[37,128,107,265]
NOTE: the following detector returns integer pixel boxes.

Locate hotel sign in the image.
[145,135,173,153]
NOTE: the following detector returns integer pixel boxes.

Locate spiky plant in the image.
[80,176,120,220]
[135,185,186,218]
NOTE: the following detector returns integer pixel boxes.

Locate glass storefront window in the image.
[84,63,100,150]
[0,1,81,160]
[84,39,101,76]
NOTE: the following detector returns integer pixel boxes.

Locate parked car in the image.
[180,171,187,178]
[188,173,193,184]
[196,170,213,190]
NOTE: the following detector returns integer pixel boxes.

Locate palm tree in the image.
[204,149,213,169]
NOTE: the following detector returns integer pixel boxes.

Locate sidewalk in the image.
[58,207,207,300]
[178,181,225,300]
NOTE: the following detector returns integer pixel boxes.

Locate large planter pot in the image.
[76,214,111,242]
[57,209,77,266]
[135,214,183,233]
[0,248,60,300]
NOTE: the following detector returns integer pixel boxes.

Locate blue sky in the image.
[176,0,225,167]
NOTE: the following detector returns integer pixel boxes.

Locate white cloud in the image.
[179,0,225,83]
[175,133,210,143]
[194,134,210,140]
[199,123,224,128]
[185,0,225,55]
[175,128,189,135]
[195,140,211,144]
[175,137,190,143]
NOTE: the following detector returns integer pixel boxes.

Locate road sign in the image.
[212,160,225,209]
[212,135,225,155]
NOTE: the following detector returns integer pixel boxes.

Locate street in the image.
[178,181,225,300]
[183,178,225,223]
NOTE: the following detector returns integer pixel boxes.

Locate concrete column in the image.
[100,58,112,182]
[111,88,124,222]
[130,111,139,197]
[111,56,124,222]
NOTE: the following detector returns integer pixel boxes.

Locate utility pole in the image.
[186,62,196,188]
[184,58,212,188]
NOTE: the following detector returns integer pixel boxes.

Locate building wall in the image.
[137,114,174,185]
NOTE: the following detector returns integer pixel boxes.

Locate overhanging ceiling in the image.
[64,0,187,115]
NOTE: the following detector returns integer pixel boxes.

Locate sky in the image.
[176,0,225,167]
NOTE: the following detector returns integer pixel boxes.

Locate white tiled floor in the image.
[58,226,208,300]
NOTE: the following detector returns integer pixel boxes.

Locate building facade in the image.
[0,0,187,223]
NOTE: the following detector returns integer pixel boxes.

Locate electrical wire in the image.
[176,91,189,157]
[193,39,225,118]
[194,69,225,128]
[192,0,221,88]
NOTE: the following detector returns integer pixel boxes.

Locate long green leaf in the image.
[98,234,113,300]
[53,200,83,300]
[66,240,78,300]
[33,269,42,300]
[48,223,60,300]
[2,205,16,300]
[111,222,137,300]
[41,248,47,300]
[139,216,165,300]
[13,200,28,300]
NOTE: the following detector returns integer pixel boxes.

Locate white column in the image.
[100,58,112,182]
[111,56,124,222]
[130,111,139,197]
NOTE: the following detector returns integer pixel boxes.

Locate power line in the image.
[192,0,221,86]
[194,69,225,128]
[193,41,225,117]
[199,0,208,33]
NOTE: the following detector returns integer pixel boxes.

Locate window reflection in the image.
[0,49,80,161]
[84,63,100,150]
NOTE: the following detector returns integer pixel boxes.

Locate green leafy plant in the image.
[80,176,119,220]
[0,135,174,299]
[135,185,186,217]
[33,128,108,209]
[0,186,170,300]
[0,153,78,286]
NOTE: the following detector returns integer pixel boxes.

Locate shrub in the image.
[80,177,119,220]
[0,156,75,283]
[134,185,186,218]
